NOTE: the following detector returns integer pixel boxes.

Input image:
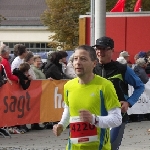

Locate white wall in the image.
[0,26,54,43]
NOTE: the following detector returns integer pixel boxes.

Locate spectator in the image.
[44,52,67,80]
[31,55,45,130]
[57,51,68,73]
[138,51,146,58]
[145,57,150,77]
[65,53,77,79]
[116,56,127,64]
[13,62,32,90]
[119,51,130,62]
[119,51,132,67]
[31,55,46,80]
[24,51,36,80]
[0,44,18,82]
[134,58,149,84]
[9,44,19,64]
[93,36,144,150]
[11,44,28,72]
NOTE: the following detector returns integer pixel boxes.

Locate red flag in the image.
[134,0,142,12]
[110,0,126,12]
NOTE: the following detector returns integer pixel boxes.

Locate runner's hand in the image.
[120,101,129,113]
[53,124,63,136]
[79,110,93,124]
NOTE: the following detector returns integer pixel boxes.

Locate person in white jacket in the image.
[65,53,77,79]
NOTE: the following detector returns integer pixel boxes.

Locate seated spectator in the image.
[134,58,149,84]
[13,62,32,90]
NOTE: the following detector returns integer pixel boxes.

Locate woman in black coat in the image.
[44,51,67,79]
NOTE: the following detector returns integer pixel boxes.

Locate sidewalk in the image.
[0,121,149,150]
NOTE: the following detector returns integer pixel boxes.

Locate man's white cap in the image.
[119,51,130,57]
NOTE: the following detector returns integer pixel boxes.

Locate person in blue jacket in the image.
[93,36,144,150]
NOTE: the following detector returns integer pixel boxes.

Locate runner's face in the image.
[95,46,113,64]
[73,49,95,78]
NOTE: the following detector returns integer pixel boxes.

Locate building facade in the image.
[0,0,54,53]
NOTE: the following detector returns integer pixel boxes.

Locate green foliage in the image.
[41,0,90,50]
[42,0,150,50]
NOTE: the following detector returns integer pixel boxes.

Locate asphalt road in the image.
[0,121,150,150]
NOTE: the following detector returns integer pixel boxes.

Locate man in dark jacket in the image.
[93,36,144,150]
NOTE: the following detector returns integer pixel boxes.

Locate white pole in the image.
[90,0,95,46]
[95,0,106,41]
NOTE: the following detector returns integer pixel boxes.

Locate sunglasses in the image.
[95,47,112,51]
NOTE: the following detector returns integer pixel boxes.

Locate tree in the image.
[42,0,150,50]
[41,0,90,50]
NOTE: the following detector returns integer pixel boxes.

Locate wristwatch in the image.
[94,115,99,125]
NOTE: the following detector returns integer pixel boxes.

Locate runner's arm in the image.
[58,104,70,130]
[92,107,122,128]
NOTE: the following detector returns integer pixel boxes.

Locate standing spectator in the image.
[9,44,19,64]
[138,51,146,58]
[65,53,77,79]
[31,55,46,80]
[119,51,132,67]
[145,57,150,77]
[24,51,36,80]
[119,51,130,62]
[0,44,18,82]
[116,56,127,64]
[134,58,149,84]
[11,44,28,72]
[93,36,144,150]
[44,52,67,80]
[31,55,45,130]
[57,51,68,74]
[13,63,32,90]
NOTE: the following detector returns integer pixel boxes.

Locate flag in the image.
[110,0,126,12]
[134,0,142,12]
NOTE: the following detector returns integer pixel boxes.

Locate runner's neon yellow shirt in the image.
[64,75,121,150]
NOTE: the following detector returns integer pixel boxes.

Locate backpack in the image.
[0,65,7,87]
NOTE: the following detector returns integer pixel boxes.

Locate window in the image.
[36,43,40,48]
[9,43,14,48]
[25,43,29,48]
[30,43,35,48]
[41,43,45,48]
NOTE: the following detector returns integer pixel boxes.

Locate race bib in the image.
[70,116,98,144]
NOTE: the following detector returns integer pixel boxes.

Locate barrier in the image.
[0,79,149,127]
[0,80,67,128]
[127,79,150,115]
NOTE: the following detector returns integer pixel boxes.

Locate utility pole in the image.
[95,0,106,41]
[90,0,95,46]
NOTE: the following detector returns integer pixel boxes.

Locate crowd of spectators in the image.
[0,43,150,135]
